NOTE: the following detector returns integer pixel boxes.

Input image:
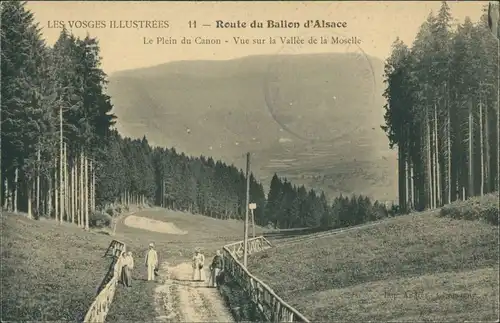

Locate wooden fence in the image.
[222,236,310,323]
[83,240,126,323]
[223,235,273,260]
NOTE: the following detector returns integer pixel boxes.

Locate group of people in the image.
[118,243,225,288]
[118,242,158,288]
[192,248,225,288]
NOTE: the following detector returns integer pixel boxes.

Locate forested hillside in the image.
[1,1,391,231]
[382,2,500,212]
[97,132,392,228]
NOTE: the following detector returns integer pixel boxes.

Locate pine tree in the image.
[1,1,51,215]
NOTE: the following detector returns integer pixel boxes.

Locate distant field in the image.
[1,209,267,322]
[248,210,499,322]
[256,140,398,202]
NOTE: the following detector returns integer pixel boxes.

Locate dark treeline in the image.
[382,2,500,213]
[99,131,267,222]
[1,1,391,231]
[264,174,392,229]
[99,133,393,229]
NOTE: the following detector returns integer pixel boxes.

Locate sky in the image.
[26,1,487,75]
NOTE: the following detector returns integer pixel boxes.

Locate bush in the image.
[439,192,499,225]
[89,211,112,228]
[105,207,114,216]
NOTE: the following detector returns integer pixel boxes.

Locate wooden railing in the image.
[224,236,273,260]
[83,240,126,323]
[222,236,310,323]
[103,239,126,258]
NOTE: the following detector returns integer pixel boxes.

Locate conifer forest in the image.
[382,2,500,213]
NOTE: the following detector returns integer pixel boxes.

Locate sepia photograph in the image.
[1,1,499,322]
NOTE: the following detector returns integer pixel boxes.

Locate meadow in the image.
[3,195,497,322]
[248,193,500,322]
[1,213,112,321]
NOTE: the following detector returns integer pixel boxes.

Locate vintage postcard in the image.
[1,1,499,322]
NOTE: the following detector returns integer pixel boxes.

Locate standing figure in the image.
[119,251,132,287]
[125,251,135,286]
[145,243,158,281]
[118,251,126,285]
[192,248,205,281]
[209,250,224,288]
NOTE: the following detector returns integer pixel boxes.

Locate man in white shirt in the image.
[145,243,158,281]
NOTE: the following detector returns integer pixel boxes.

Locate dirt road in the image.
[123,214,233,322]
[154,261,234,323]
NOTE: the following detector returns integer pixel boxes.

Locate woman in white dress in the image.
[192,248,205,281]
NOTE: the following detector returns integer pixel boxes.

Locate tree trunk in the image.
[405,160,411,212]
[468,100,474,198]
[54,165,58,221]
[27,184,32,219]
[426,105,433,209]
[434,105,440,207]
[89,162,92,212]
[36,147,40,215]
[42,177,46,216]
[446,102,452,204]
[72,162,76,224]
[64,143,69,219]
[80,152,84,228]
[496,98,500,193]
[47,170,52,217]
[497,106,499,193]
[410,162,415,210]
[91,160,95,212]
[485,98,491,193]
[85,155,89,230]
[59,107,64,223]
[77,159,81,227]
[4,178,9,210]
[398,143,406,213]
[13,168,18,213]
[497,38,500,193]
[69,162,72,223]
[479,91,484,196]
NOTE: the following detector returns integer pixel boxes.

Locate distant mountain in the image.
[107,53,398,202]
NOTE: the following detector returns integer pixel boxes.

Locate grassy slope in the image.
[1,213,111,321]
[107,53,398,202]
[1,209,267,322]
[248,211,499,322]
